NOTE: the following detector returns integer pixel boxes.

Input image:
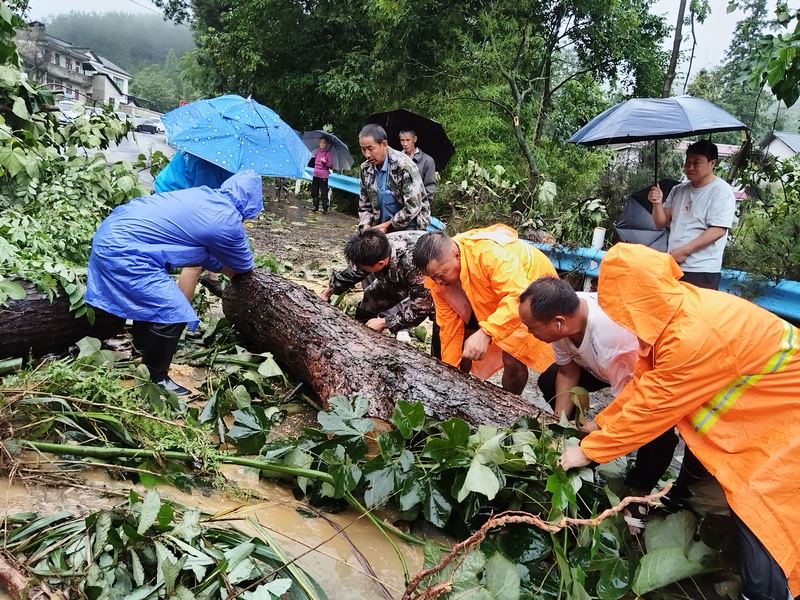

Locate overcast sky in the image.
[27,0,746,81]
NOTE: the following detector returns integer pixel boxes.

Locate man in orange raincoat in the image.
[412,224,555,394]
[559,243,799,600]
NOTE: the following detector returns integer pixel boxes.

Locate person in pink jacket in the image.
[311,135,334,213]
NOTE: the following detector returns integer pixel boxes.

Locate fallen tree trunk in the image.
[0,280,124,360]
[0,553,29,600]
[222,270,550,426]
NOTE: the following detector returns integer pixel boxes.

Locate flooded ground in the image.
[0,463,430,599]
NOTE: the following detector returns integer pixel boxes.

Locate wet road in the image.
[104,131,174,188]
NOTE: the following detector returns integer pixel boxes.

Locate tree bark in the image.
[662,0,688,98]
[0,281,124,360]
[0,554,29,600]
[222,270,550,427]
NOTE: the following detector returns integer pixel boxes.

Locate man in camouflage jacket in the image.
[357,124,431,233]
[320,229,433,334]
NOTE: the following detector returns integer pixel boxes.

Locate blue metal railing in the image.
[531,243,800,324]
[302,167,361,196]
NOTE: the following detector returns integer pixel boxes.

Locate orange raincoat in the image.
[583,243,800,594]
[426,224,555,378]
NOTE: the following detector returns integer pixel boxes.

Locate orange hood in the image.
[598,243,685,346]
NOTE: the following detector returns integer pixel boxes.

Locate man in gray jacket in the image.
[399,129,436,205]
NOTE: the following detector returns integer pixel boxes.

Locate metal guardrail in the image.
[531,243,800,324]
[302,167,361,196]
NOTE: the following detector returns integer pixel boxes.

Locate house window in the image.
[51,53,58,65]
[66,58,72,70]
[113,77,125,89]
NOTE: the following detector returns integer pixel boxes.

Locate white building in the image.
[760,131,800,159]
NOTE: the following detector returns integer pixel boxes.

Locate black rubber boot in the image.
[138,322,190,396]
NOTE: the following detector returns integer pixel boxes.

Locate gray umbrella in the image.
[302,130,354,171]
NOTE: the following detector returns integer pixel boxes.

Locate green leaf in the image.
[257,353,283,377]
[123,586,158,600]
[12,96,30,121]
[130,550,145,587]
[172,586,198,600]
[242,579,293,599]
[232,384,252,408]
[484,553,520,600]
[391,399,425,438]
[92,511,112,556]
[227,405,276,454]
[363,465,397,508]
[632,511,717,595]
[439,417,470,445]
[596,558,631,600]
[317,397,374,438]
[172,509,202,542]
[422,481,452,528]
[76,336,102,359]
[137,490,161,535]
[0,279,25,301]
[498,525,552,564]
[457,461,500,502]
[0,357,22,375]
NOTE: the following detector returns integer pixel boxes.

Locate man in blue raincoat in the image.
[86,170,263,395]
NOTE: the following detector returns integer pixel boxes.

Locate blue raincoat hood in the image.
[221,170,263,220]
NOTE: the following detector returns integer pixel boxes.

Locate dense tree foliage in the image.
[44,11,194,73]
[129,49,202,112]
[150,0,669,225]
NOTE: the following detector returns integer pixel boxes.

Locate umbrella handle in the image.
[654,140,659,186]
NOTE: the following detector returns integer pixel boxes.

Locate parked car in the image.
[136,118,165,134]
[56,100,79,124]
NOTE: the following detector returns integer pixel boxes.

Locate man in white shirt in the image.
[519,276,705,507]
[647,140,736,290]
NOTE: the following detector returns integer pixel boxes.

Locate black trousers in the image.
[310,176,329,211]
[131,321,186,381]
[680,270,721,290]
[537,362,709,496]
[734,511,792,600]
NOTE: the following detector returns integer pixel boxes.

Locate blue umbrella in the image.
[302,130,354,171]
[162,95,312,178]
[568,96,748,183]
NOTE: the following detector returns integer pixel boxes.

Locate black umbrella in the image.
[364,108,455,170]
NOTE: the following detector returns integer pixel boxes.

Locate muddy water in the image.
[1,464,442,600]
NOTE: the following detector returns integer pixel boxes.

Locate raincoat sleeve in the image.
[382,269,433,333]
[426,278,465,367]
[389,163,426,230]
[202,256,225,273]
[582,328,732,464]
[474,243,533,344]
[206,222,254,274]
[329,266,367,295]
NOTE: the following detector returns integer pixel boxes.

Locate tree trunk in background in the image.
[662,0,688,98]
[222,270,550,426]
[0,281,124,360]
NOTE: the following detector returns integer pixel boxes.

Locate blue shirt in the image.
[376,154,398,223]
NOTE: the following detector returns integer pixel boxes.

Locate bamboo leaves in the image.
[3,491,328,600]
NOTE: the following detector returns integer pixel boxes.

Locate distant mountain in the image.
[45,11,195,73]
